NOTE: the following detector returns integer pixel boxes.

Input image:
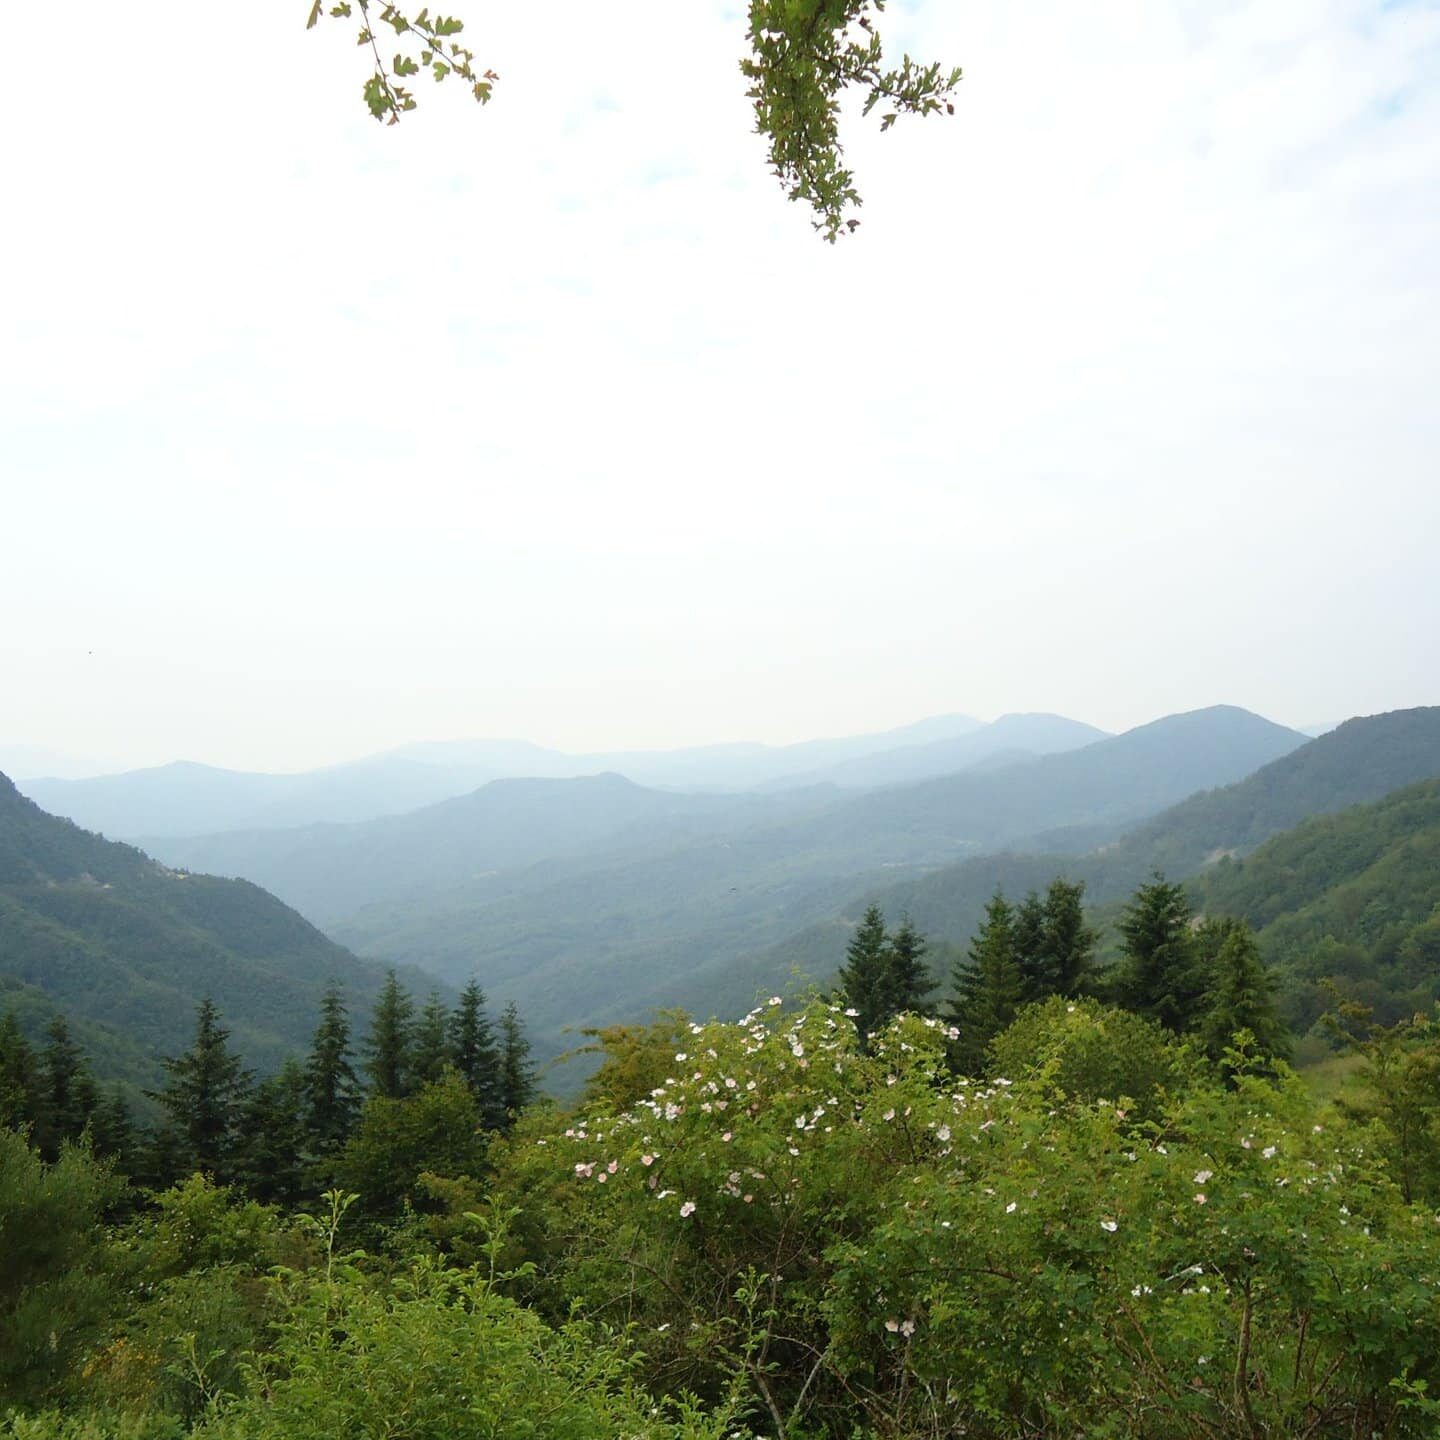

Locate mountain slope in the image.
[338,706,1305,1055]
[0,771,411,1090]
[752,706,1440,996]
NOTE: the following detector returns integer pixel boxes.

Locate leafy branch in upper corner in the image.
[306,0,497,125]
[306,0,961,240]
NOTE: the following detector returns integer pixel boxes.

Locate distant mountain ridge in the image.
[16,710,1118,841]
[326,705,1306,1060]
[748,706,1440,996]
[0,770,416,1094]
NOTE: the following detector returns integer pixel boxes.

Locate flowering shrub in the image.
[494,999,1440,1437]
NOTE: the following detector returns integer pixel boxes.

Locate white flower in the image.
[1193,1169,1213,1185]
[884,1319,899,1333]
[1262,1145,1277,1160]
[1101,1219,1118,1233]
[843,1007,859,1018]
[679,1201,696,1218]
[899,1319,916,1337]
[1005,1201,1017,1214]
[769,996,782,1007]
[937,1125,952,1143]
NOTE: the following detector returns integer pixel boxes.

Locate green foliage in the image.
[573,1010,693,1116]
[0,1133,123,1407]
[307,0,959,241]
[446,980,502,1128]
[945,890,1024,1074]
[988,995,1190,1121]
[838,906,934,1044]
[336,1072,488,1218]
[497,1001,534,1119]
[301,987,359,1159]
[1199,923,1291,1069]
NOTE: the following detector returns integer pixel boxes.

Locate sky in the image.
[3,0,1438,776]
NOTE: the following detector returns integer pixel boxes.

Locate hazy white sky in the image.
[4,0,1438,774]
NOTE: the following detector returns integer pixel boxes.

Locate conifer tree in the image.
[235,1060,308,1205]
[498,1002,535,1122]
[882,918,936,1019]
[150,998,251,1179]
[364,971,415,1100]
[837,905,892,1041]
[448,980,503,1128]
[39,1014,95,1157]
[304,986,361,1155]
[1115,874,1204,1033]
[1037,878,1098,997]
[1011,891,1049,1001]
[88,1086,135,1169]
[411,992,452,1088]
[946,892,1025,1075]
[0,1012,42,1134]
[1200,924,1291,1067]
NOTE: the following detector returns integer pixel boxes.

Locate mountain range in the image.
[16,712,1102,838]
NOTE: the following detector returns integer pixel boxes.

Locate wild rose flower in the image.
[679,1201,696,1218]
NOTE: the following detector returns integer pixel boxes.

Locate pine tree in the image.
[149,998,251,1179]
[946,892,1025,1075]
[448,980,503,1128]
[1200,924,1291,1067]
[1115,873,1204,1033]
[1011,891,1049,1001]
[411,992,452,1088]
[88,1086,135,1169]
[235,1060,308,1205]
[498,1002,535,1123]
[1037,879,1097,997]
[0,1012,43,1134]
[364,971,415,1100]
[39,1014,95,1157]
[837,906,892,1041]
[882,918,936,1019]
[304,986,361,1155]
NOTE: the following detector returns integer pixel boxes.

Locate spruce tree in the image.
[1200,924,1291,1067]
[1115,873,1204,1033]
[1011,891,1049,1001]
[498,1002,535,1122]
[411,992,452,1088]
[946,892,1025,1075]
[0,1012,42,1134]
[364,971,415,1100]
[882,918,936,1019]
[150,998,251,1179]
[88,1086,135,1169]
[39,1014,95,1157]
[448,980,503,1128]
[304,986,361,1155]
[837,905,892,1041]
[235,1060,308,1205]
[1038,879,1097,996]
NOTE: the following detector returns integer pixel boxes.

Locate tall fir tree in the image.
[234,1060,309,1205]
[1200,924,1291,1067]
[88,1086,135,1170]
[1037,878,1098,997]
[448,980,503,1128]
[411,992,452,1088]
[882,918,936,1019]
[39,1014,95,1158]
[150,998,251,1179]
[364,971,415,1100]
[837,905,892,1041]
[304,986,361,1156]
[0,1012,42,1134]
[1114,873,1204,1033]
[498,1002,535,1122]
[1011,891,1050,1001]
[946,892,1025,1075]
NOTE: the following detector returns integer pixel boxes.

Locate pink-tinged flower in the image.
[641,1154,655,1167]
[722,1131,732,1142]
[597,1172,607,1183]
[1194,1193,1207,1205]
[743,1194,753,1203]
[884,1319,900,1334]
[679,1201,696,1218]
[607,1159,619,1174]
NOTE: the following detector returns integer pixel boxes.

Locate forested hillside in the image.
[0,773,412,1091]
[329,707,1303,1054]
[758,707,1440,991]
